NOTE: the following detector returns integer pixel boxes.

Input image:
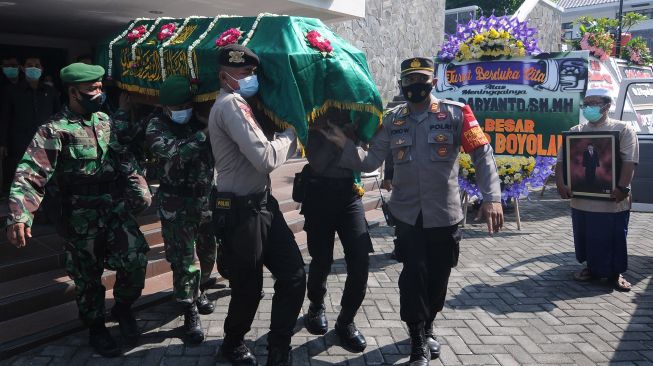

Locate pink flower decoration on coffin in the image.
[306,30,333,54]
[215,28,242,47]
[158,23,176,41]
[127,25,147,42]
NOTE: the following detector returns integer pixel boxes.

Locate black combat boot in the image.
[407,322,431,366]
[424,321,441,359]
[304,302,328,335]
[196,291,215,315]
[266,345,291,366]
[183,303,204,344]
[110,301,140,346]
[89,319,120,358]
[220,337,258,365]
[334,320,367,353]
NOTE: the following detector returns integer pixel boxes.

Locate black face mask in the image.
[76,89,106,114]
[401,82,433,104]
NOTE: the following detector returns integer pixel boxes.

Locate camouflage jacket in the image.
[146,113,214,191]
[7,106,152,227]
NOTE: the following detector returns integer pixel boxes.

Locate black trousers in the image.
[396,214,461,323]
[302,178,373,323]
[222,194,306,348]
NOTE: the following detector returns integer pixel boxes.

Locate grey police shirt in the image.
[339,96,501,228]
[209,89,297,196]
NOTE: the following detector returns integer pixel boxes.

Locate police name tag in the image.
[216,198,232,210]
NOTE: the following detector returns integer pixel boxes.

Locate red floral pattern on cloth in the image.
[215,28,242,47]
[127,25,147,42]
[306,30,333,53]
[158,23,176,41]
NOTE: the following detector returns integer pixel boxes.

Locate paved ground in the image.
[4,186,653,366]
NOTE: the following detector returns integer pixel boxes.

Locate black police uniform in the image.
[301,127,372,351]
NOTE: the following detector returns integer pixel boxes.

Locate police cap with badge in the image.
[218,44,260,68]
[400,57,434,77]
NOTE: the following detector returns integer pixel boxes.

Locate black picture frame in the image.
[562,131,621,200]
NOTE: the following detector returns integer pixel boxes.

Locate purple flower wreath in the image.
[438,14,541,62]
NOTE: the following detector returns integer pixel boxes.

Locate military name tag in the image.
[216,198,232,210]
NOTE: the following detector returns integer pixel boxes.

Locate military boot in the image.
[304,302,328,335]
[267,345,291,366]
[183,303,205,344]
[424,321,441,359]
[89,319,120,358]
[407,322,431,366]
[196,291,215,315]
[219,337,258,365]
[111,301,140,346]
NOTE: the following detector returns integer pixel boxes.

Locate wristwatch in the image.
[617,185,631,195]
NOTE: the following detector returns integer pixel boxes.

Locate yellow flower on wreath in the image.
[489,28,500,39]
[473,34,485,44]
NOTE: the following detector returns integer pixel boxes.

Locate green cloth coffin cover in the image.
[96,14,383,144]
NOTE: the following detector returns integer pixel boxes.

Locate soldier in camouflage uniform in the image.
[5,63,151,358]
[146,75,216,344]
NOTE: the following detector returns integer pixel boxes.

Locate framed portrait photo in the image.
[562,131,620,200]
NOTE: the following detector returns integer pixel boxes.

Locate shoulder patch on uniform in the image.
[429,103,438,113]
[440,99,465,108]
[237,100,260,131]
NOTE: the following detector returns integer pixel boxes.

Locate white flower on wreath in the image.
[504,176,513,184]
[514,173,522,181]
[462,168,469,177]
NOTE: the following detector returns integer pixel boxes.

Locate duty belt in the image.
[65,180,120,196]
[307,176,354,191]
[158,183,211,197]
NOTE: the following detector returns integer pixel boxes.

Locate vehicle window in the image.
[618,82,653,134]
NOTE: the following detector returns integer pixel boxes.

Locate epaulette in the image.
[439,99,465,108]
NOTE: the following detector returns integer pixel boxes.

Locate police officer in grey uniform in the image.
[321,57,504,366]
[208,44,306,366]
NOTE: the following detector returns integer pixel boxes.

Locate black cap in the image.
[218,44,260,68]
[400,57,434,77]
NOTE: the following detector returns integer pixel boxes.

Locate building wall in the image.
[329,0,446,104]
[527,1,564,52]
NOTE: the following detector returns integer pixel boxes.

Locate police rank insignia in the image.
[437,146,448,157]
[436,112,448,120]
[430,103,438,113]
[228,51,245,63]
[434,133,447,142]
[410,59,421,68]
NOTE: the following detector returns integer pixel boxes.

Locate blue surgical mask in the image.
[582,106,604,123]
[25,67,42,81]
[169,108,193,124]
[226,73,259,97]
[2,67,18,79]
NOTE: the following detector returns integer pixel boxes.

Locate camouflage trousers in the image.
[63,201,149,326]
[158,192,217,304]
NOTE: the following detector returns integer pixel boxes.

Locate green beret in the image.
[60,63,105,84]
[159,75,192,106]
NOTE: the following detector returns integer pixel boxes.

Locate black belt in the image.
[65,180,119,196]
[307,176,354,191]
[159,183,211,197]
[233,190,269,209]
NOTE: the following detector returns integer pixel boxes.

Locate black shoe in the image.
[110,302,140,346]
[408,322,430,366]
[220,341,258,365]
[267,346,291,366]
[335,321,367,353]
[184,304,205,344]
[424,323,440,359]
[89,321,121,358]
[196,292,215,315]
[304,303,328,335]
